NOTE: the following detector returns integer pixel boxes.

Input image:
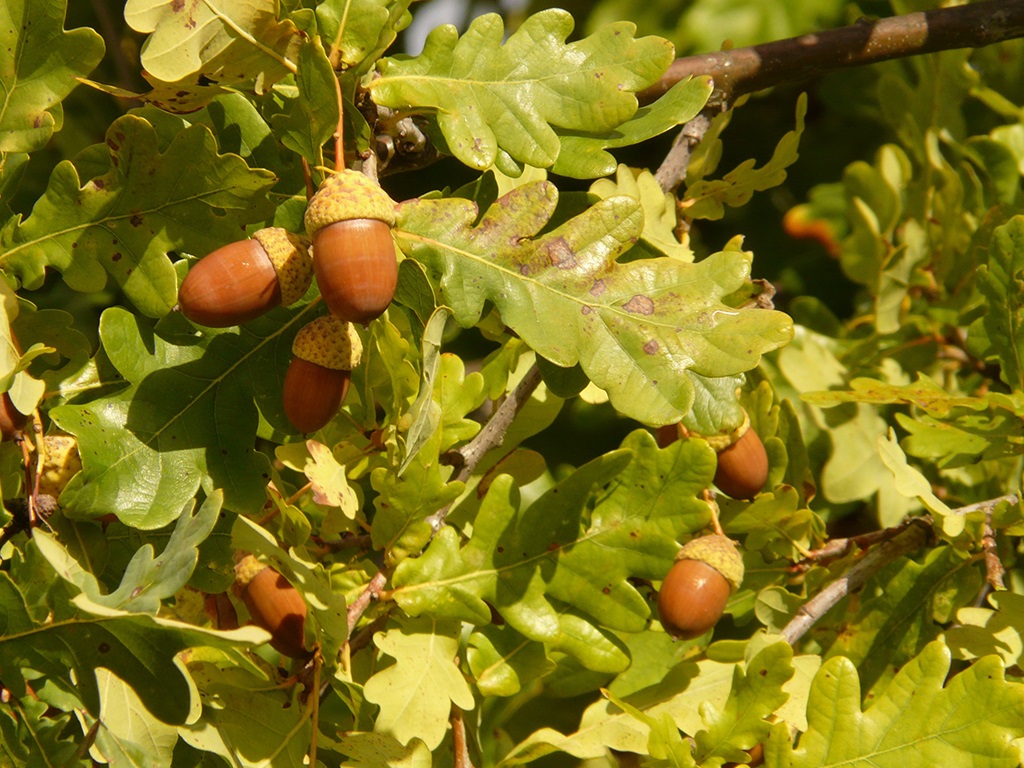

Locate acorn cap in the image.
[233,553,267,587]
[303,169,396,236]
[292,315,363,371]
[675,534,744,592]
[251,228,313,306]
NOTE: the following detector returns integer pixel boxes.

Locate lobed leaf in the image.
[0,115,276,318]
[770,641,1024,767]
[125,0,302,90]
[391,431,714,638]
[396,181,793,426]
[0,568,266,725]
[0,0,104,153]
[370,10,674,171]
[363,617,475,750]
[49,305,316,527]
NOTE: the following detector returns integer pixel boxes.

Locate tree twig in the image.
[654,112,715,195]
[782,493,1020,645]
[425,363,544,532]
[781,516,931,646]
[453,706,475,768]
[640,0,1024,106]
[346,568,389,636]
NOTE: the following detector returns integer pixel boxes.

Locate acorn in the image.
[204,592,239,631]
[234,555,308,658]
[178,227,313,327]
[303,169,398,324]
[657,534,743,640]
[713,421,768,500]
[283,314,363,433]
[0,392,28,441]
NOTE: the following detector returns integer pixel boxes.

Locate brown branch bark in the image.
[640,0,1024,105]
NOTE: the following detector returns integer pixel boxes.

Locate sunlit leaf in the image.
[370,10,674,171]
[396,182,792,426]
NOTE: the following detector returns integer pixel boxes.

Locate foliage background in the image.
[3,0,1024,766]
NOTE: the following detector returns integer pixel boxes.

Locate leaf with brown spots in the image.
[0,115,275,318]
[396,180,793,426]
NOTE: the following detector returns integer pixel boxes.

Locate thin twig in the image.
[654,112,714,195]
[453,706,475,768]
[982,515,1006,591]
[640,0,1024,106]
[782,493,1020,644]
[425,363,544,532]
[781,516,931,646]
[346,568,389,635]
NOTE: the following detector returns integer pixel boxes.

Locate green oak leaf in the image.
[769,641,1024,767]
[49,305,319,527]
[391,430,714,637]
[0,569,267,725]
[590,165,693,262]
[272,37,340,167]
[693,642,793,764]
[363,617,475,750]
[396,181,792,426]
[0,115,276,318]
[35,491,221,613]
[370,10,674,171]
[683,94,807,221]
[124,0,302,90]
[0,0,104,153]
[178,661,312,765]
[824,547,979,698]
[946,592,1024,669]
[975,215,1024,391]
[468,625,555,697]
[315,0,406,73]
[556,77,713,179]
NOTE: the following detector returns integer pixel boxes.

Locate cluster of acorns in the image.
[177,170,398,433]
[655,414,768,640]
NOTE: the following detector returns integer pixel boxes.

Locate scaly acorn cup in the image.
[657,534,744,640]
[37,435,83,499]
[303,169,398,324]
[178,227,313,327]
[283,314,363,433]
[233,554,308,658]
[712,418,768,500]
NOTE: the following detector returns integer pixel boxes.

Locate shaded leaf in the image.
[1,115,276,317]
[50,306,315,527]
[396,182,792,426]
[272,37,340,167]
[370,10,674,171]
[0,0,104,153]
[36,491,221,613]
[946,592,1024,669]
[683,94,807,220]
[392,431,714,637]
[0,568,266,724]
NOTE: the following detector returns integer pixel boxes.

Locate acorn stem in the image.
[332,71,345,172]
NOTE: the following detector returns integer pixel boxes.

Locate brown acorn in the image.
[303,169,398,324]
[178,227,313,327]
[657,534,743,640]
[713,422,768,500]
[234,555,308,658]
[0,392,28,441]
[283,314,363,433]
